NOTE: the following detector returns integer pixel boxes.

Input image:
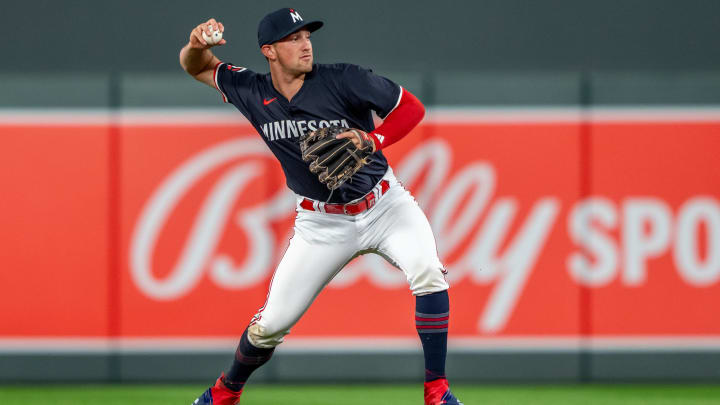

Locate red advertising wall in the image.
[2,111,719,345]
[1,124,110,337]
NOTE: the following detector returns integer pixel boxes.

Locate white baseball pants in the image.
[248,168,448,348]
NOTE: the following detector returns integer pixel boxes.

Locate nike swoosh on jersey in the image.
[263,97,277,106]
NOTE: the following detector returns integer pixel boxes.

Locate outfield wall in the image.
[1,107,719,382]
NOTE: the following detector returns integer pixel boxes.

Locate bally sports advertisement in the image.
[1,109,719,349]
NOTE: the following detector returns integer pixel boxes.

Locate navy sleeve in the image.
[213,62,259,111]
[341,64,402,119]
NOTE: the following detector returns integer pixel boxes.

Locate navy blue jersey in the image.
[214,62,401,203]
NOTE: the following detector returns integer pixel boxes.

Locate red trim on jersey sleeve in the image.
[368,87,425,151]
[213,62,229,103]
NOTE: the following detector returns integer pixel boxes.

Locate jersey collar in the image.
[266,64,317,105]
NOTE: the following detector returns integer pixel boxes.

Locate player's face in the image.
[272,29,313,74]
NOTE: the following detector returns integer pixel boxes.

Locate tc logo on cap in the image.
[290,9,303,23]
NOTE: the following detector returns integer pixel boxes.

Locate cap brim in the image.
[272,20,324,44]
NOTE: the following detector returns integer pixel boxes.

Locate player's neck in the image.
[269,65,306,102]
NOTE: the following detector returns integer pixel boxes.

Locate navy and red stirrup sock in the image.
[222,328,275,392]
[415,290,449,382]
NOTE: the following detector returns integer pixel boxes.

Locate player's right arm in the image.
[179,19,226,88]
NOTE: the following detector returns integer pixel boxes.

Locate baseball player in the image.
[180,8,463,405]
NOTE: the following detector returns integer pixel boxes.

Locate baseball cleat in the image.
[424,378,463,405]
[191,387,213,405]
[191,374,242,405]
[437,390,463,405]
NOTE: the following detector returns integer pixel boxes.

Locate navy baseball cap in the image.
[257,8,323,47]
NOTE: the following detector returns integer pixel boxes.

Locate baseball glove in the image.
[300,125,375,190]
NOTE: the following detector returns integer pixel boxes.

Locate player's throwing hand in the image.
[189,18,226,49]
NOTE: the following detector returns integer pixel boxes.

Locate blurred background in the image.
[1,0,719,386]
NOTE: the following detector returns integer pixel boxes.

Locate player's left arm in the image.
[337,87,425,151]
[337,87,425,152]
[336,66,425,152]
[369,87,425,151]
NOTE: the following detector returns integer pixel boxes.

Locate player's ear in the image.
[261,45,275,61]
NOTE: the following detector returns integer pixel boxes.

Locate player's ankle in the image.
[220,375,244,393]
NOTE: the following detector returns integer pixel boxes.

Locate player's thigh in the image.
[255,217,356,333]
[371,190,448,295]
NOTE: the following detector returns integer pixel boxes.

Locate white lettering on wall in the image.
[567,198,618,286]
[675,197,720,286]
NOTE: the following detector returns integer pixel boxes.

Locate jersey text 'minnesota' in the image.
[261,119,350,141]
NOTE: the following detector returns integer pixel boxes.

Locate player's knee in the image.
[407,260,449,295]
[247,322,289,349]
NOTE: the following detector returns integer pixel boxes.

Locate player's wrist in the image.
[366,131,381,152]
[348,129,377,153]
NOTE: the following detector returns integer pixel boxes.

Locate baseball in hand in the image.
[202,26,223,45]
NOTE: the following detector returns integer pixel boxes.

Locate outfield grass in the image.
[1,383,719,404]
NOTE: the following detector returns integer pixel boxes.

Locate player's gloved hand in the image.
[335,129,377,153]
[300,125,375,190]
[189,18,227,49]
